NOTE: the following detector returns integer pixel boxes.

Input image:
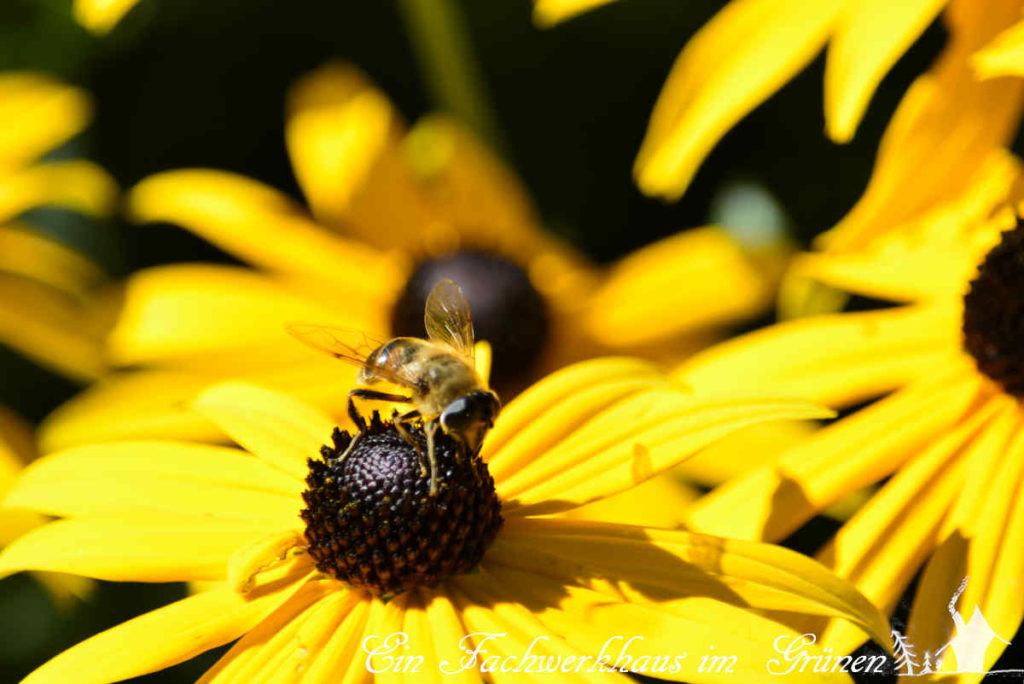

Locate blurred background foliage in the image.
[0,0,952,680]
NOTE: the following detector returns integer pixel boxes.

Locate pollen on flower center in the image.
[391,251,549,390]
[300,413,503,596]
[963,218,1024,398]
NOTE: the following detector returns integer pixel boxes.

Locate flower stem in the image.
[397,0,503,153]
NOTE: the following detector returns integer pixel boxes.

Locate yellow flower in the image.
[41,62,777,451]
[0,72,117,382]
[674,155,1024,674]
[0,359,895,683]
[538,0,1024,201]
[72,0,141,34]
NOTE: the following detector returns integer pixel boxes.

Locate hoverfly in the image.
[286,279,501,496]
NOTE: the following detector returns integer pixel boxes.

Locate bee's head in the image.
[439,390,501,455]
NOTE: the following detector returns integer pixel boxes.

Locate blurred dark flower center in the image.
[391,251,549,390]
[963,218,1024,398]
[300,414,503,596]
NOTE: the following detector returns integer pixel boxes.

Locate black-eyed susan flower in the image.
[40,62,778,451]
[1,360,893,683]
[537,0,1024,202]
[0,72,116,382]
[674,159,1024,675]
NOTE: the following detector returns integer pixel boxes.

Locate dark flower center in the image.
[963,218,1024,397]
[391,251,549,391]
[300,414,503,596]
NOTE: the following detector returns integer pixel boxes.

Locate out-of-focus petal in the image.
[73,0,141,34]
[0,224,105,300]
[0,74,91,170]
[823,0,1024,251]
[127,169,405,294]
[584,228,771,347]
[285,63,439,251]
[634,0,841,199]
[0,161,117,222]
[532,0,618,27]
[107,264,383,366]
[825,0,946,143]
[973,16,1024,78]
[0,274,106,382]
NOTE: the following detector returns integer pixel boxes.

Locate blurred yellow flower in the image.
[73,0,141,34]
[0,73,117,382]
[539,0,1024,201]
[0,360,896,684]
[0,405,90,607]
[41,62,778,451]
[674,149,1024,674]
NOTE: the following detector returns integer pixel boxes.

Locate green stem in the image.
[397,0,504,153]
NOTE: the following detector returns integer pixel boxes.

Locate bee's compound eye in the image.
[390,251,548,391]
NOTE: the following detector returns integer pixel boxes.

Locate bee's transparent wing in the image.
[424,279,475,360]
[285,323,420,389]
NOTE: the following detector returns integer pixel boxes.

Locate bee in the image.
[286,279,501,496]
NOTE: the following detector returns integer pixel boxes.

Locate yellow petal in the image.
[906,405,1023,668]
[559,472,701,528]
[532,0,617,27]
[459,563,857,684]
[192,382,336,482]
[414,588,477,684]
[0,273,106,382]
[363,594,408,683]
[804,396,1005,655]
[285,63,438,251]
[824,0,947,142]
[448,576,632,684]
[73,0,141,34]
[5,441,303,523]
[0,73,91,171]
[634,0,841,199]
[227,528,306,593]
[584,228,771,347]
[0,223,105,299]
[484,358,665,484]
[677,419,818,487]
[301,592,373,684]
[684,360,982,541]
[40,359,360,450]
[197,581,350,684]
[127,168,404,293]
[108,264,383,366]
[404,114,579,272]
[22,573,311,684]
[501,388,832,515]
[973,15,1024,78]
[0,161,117,222]
[676,305,957,407]
[823,0,1024,251]
[0,514,278,582]
[492,516,891,648]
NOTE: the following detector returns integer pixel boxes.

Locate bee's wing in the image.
[285,323,421,389]
[424,278,475,360]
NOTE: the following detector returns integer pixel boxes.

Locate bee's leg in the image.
[337,392,368,464]
[425,419,439,496]
[394,409,427,477]
[340,390,413,463]
[463,440,482,485]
